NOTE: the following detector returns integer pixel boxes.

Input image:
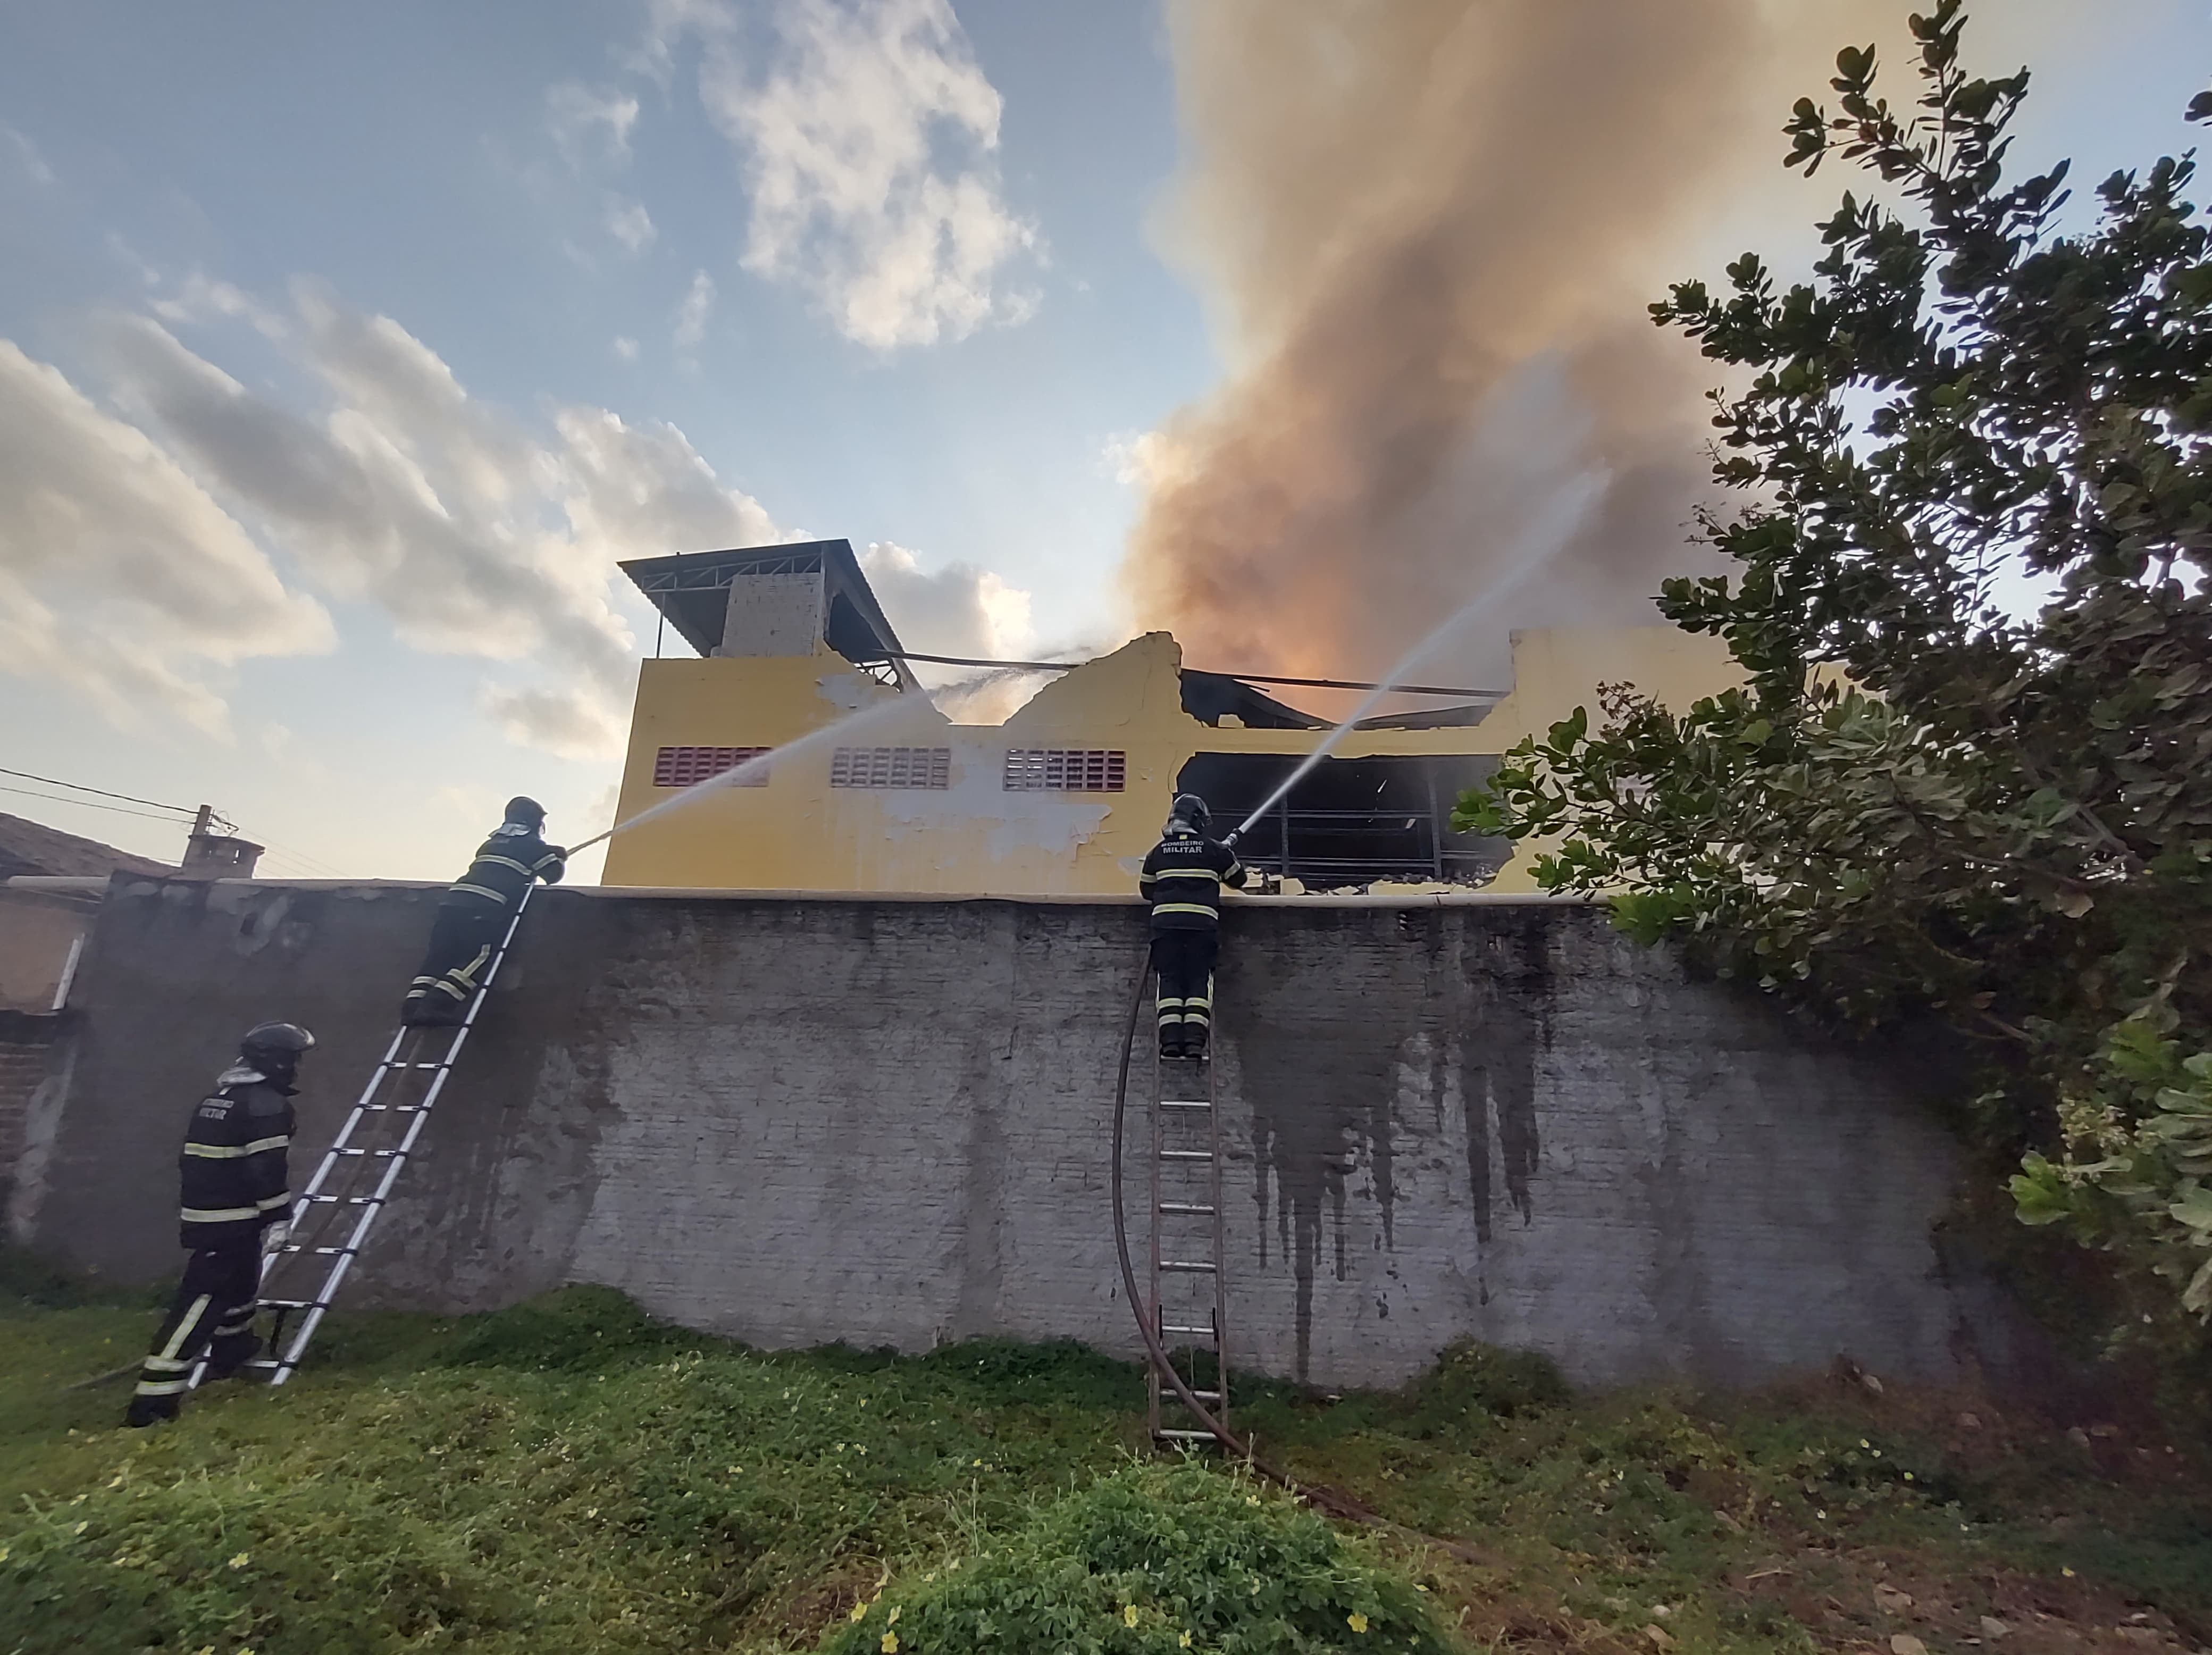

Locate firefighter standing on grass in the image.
[401,797,566,1027]
[125,1021,314,1427]
[1139,792,1246,1060]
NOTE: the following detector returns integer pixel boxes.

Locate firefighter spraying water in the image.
[402,796,567,1027]
[1138,792,1246,1060]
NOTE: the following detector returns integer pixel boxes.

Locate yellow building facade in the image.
[601,541,1739,896]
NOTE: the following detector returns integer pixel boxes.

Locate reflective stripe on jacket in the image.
[445,824,566,909]
[1138,827,1246,931]
[179,1068,295,1250]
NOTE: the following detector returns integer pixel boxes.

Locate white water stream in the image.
[564,692,931,857]
[1224,483,1600,845]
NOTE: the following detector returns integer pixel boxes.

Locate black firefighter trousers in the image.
[401,897,507,1025]
[126,1242,260,1425]
[1151,927,1219,1056]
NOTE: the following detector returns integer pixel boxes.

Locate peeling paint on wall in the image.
[876,748,1113,870]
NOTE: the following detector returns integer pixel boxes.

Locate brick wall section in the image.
[0,1010,60,1205]
[15,880,2004,1391]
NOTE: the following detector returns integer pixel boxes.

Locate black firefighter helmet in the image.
[504,796,547,830]
[1168,792,1211,834]
[239,1021,316,1076]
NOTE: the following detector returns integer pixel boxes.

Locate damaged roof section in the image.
[0,813,173,880]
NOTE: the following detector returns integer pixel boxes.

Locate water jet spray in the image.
[1221,482,1598,848]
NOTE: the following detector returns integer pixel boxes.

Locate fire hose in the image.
[1109,951,1452,1542]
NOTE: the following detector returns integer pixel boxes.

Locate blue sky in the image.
[0,1,2205,881]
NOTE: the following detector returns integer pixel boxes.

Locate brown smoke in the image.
[1122,0,1898,686]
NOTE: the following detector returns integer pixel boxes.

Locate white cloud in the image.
[859,539,1033,661]
[626,0,736,86]
[553,404,780,558]
[675,269,716,348]
[688,0,1040,350]
[1101,428,1192,494]
[19,272,1030,760]
[2,123,54,187]
[0,339,332,734]
[613,335,640,362]
[605,195,656,253]
[149,273,273,331]
[480,682,630,760]
[547,82,641,168]
[89,282,791,757]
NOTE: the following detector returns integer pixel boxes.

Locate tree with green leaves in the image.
[1459,2,2212,1326]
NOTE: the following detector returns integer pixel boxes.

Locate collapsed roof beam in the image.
[882,650,1504,700]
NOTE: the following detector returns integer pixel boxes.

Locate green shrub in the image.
[817,1460,1452,1654]
[1397,1339,1570,1431]
[434,1282,700,1371]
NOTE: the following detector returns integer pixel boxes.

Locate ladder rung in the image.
[289,1246,357,1257]
[1159,1259,1217,1273]
[1159,1149,1213,1162]
[1161,1323,1217,1339]
[1155,1428,1217,1441]
[256,1298,323,1311]
[239,1358,284,1372]
[360,1104,423,1113]
[1159,1099,1211,1110]
[332,1147,405,1158]
[390,1061,451,1071]
[1172,1389,1225,1404]
[303,1194,380,1205]
[1157,1201,1216,1215]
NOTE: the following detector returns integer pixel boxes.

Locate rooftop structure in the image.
[607,540,1740,896]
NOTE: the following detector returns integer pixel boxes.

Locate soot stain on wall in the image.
[1226,913,1434,1381]
[1456,917,1546,1247]
[1225,909,1554,1380]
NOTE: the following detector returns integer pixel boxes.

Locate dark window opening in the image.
[1174,753,1510,889]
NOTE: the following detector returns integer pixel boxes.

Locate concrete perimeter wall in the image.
[10,878,1990,1391]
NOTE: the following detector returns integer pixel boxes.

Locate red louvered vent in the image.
[651,746,773,788]
[1001,749,1127,792]
[830,747,953,790]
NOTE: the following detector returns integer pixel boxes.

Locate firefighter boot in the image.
[206,1331,263,1382]
[123,1394,180,1428]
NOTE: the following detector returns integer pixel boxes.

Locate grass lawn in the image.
[2,1260,2207,1654]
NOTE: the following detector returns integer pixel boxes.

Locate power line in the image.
[0,765,197,816]
[0,783,195,828]
[251,838,354,880]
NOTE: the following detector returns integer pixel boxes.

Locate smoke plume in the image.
[1124,0,1894,686]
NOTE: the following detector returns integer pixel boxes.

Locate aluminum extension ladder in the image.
[1146,1030,1229,1445]
[190,884,536,1390]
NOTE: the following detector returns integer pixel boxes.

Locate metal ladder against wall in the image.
[190,884,537,1391]
[1146,1033,1229,1445]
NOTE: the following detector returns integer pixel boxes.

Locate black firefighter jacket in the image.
[178,1066,295,1250]
[445,824,566,911]
[1138,827,1247,932]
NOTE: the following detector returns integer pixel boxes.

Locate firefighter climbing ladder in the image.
[1146,1034,1229,1445]
[190,885,537,1391]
